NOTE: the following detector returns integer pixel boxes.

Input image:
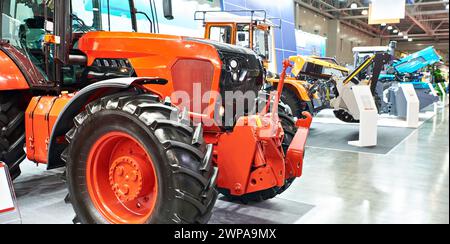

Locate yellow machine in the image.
[268,55,349,118]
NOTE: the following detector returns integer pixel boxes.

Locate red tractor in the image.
[0,0,311,224]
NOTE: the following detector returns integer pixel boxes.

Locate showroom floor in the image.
[11,107,449,224]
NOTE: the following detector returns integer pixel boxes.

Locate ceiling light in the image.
[398,32,404,36]
[361,10,368,15]
[381,23,387,26]
[350,3,358,9]
[393,29,399,33]
[387,26,393,30]
[408,38,413,42]
[403,35,408,39]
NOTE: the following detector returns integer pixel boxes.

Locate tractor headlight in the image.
[230,59,238,69]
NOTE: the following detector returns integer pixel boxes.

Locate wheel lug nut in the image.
[116,166,124,176]
[131,171,139,182]
[121,185,130,195]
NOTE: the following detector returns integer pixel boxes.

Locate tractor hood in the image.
[185,38,258,56]
[393,46,441,74]
[76,31,264,110]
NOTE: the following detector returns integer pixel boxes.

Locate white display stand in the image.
[348,86,378,148]
[401,83,420,128]
[428,83,439,113]
[0,163,21,224]
[438,83,448,106]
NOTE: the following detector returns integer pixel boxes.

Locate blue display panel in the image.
[295,30,327,57]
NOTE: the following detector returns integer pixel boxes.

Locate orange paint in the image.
[25,95,72,164]
[86,131,158,224]
[0,50,29,90]
[77,32,223,116]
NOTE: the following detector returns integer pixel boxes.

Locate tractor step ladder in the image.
[0,162,21,224]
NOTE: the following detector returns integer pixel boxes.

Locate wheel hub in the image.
[109,156,143,202]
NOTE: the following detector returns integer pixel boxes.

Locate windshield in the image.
[236,24,250,48]
[235,24,270,61]
[71,0,157,33]
[71,0,133,32]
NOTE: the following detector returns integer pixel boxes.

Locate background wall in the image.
[295,5,380,66]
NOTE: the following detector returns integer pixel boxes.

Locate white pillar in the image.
[348,86,378,148]
[400,83,420,128]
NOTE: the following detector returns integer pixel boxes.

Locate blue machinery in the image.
[376,47,442,117]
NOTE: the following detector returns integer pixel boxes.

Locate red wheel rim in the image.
[86,131,158,224]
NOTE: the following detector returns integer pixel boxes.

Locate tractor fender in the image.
[47,77,166,169]
[0,49,30,90]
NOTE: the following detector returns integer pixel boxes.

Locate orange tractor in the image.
[0,0,311,224]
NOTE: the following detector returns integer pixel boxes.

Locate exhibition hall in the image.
[0,0,448,226]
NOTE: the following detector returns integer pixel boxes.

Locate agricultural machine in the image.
[378,46,441,116]
[195,9,278,74]
[331,52,392,122]
[0,0,311,224]
[353,45,441,117]
[196,10,350,119]
[270,55,349,119]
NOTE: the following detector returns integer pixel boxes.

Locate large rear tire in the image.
[0,92,26,180]
[64,93,218,224]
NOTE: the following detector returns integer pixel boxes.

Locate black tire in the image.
[219,100,298,203]
[333,109,359,123]
[0,92,26,180]
[281,87,311,119]
[64,93,218,224]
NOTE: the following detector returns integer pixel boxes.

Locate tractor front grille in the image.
[171,59,215,114]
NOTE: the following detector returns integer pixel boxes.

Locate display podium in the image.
[0,163,21,224]
[348,86,378,148]
[428,83,439,114]
[438,83,448,106]
[400,83,420,128]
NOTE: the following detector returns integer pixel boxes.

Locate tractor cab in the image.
[1,0,172,90]
[195,10,278,72]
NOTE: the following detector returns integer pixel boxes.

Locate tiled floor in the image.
[10,107,449,224]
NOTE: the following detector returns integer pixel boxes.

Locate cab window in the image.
[236,24,250,48]
[71,0,133,33]
[209,26,231,44]
[1,0,54,77]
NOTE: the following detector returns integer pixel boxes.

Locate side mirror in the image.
[163,0,174,20]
